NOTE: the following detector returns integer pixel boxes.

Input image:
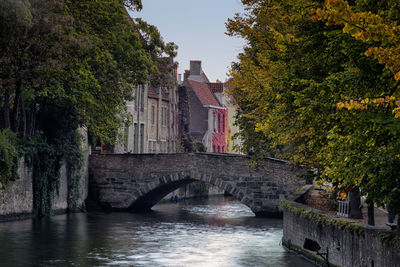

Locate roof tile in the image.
[188,79,220,107]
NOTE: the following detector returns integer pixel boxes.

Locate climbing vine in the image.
[0,129,20,189]
[178,86,194,152]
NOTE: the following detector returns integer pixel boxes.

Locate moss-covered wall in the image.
[282,186,400,267]
[0,137,89,220]
[0,158,33,219]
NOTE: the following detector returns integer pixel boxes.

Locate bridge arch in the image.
[89,153,305,217]
[126,171,252,213]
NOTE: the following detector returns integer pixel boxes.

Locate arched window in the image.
[222,113,225,133]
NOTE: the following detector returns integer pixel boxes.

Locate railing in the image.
[337,196,349,217]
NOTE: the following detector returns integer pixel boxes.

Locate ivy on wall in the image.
[0,129,20,189]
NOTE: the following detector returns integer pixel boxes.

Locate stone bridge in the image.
[88,153,306,217]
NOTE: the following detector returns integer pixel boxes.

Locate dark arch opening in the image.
[129,178,196,212]
[127,175,247,213]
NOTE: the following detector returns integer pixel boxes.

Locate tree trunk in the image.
[11,81,22,132]
[367,203,375,226]
[26,103,37,138]
[20,95,26,137]
[349,188,362,219]
[3,88,11,129]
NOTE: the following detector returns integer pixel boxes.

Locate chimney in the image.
[190,60,201,76]
[184,70,190,81]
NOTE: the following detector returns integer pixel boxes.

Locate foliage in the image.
[20,105,84,217]
[226,0,400,215]
[313,0,400,80]
[281,199,365,236]
[0,0,173,216]
[0,129,19,188]
[178,86,194,152]
[193,141,206,152]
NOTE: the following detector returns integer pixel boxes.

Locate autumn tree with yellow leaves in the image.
[227,0,400,222]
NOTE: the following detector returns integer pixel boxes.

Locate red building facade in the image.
[212,108,228,153]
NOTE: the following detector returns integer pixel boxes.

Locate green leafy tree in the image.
[0,0,177,216]
[226,0,400,220]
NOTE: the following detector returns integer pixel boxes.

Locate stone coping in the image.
[284,185,393,232]
[90,152,290,164]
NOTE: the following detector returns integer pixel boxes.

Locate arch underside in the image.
[127,174,263,215]
[128,178,195,211]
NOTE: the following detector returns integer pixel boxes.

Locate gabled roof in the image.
[201,71,210,83]
[188,79,220,107]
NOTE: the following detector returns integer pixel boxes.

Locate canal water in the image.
[0,197,314,267]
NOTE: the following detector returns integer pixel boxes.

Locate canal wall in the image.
[0,134,89,220]
[282,186,400,267]
[0,158,33,219]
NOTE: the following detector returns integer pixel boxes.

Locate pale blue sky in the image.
[129,0,245,82]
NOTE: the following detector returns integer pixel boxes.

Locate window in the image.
[133,123,138,153]
[215,113,219,133]
[161,107,163,127]
[151,105,155,126]
[219,114,222,133]
[124,124,129,151]
[161,107,168,127]
[222,113,225,133]
[140,124,144,153]
[140,85,144,111]
[167,108,170,126]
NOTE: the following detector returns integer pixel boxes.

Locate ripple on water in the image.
[0,197,315,267]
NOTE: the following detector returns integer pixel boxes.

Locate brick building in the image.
[182,60,228,152]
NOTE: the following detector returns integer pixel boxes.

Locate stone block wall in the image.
[0,135,89,219]
[89,153,306,216]
[52,163,69,213]
[0,158,33,218]
[282,186,400,267]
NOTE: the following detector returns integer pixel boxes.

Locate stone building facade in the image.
[147,84,179,153]
[114,84,148,153]
[114,66,179,154]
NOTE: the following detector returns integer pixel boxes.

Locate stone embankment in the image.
[282,186,400,267]
[0,156,88,220]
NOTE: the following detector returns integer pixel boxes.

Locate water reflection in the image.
[0,197,314,267]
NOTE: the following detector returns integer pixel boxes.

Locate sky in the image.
[129,0,246,82]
